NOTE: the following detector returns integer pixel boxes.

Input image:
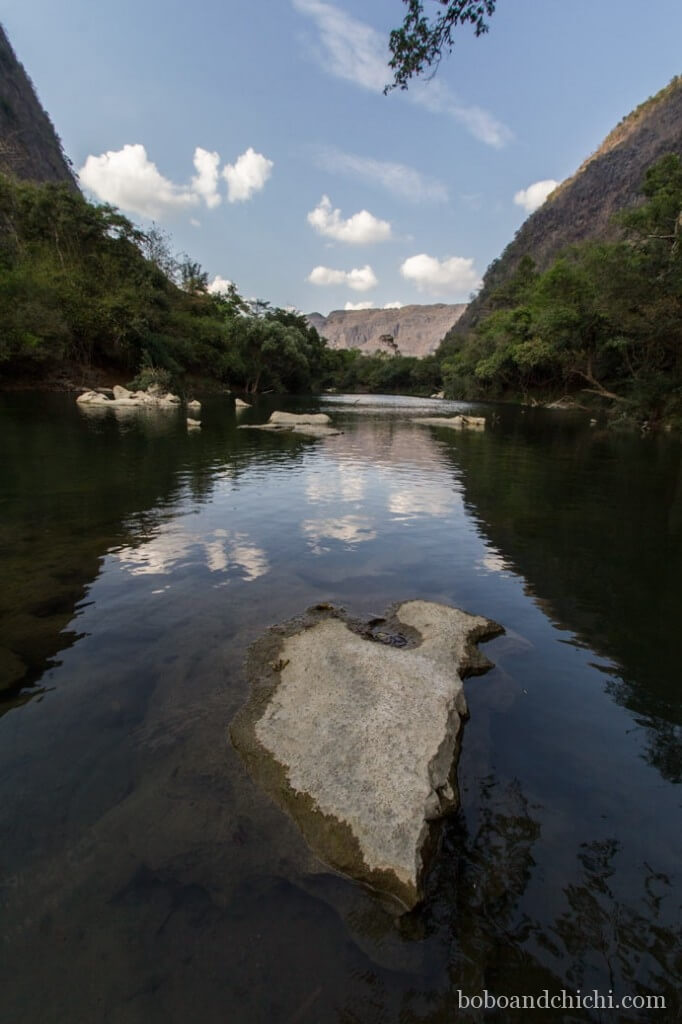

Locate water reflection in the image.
[0,392,679,1022]
[116,525,269,581]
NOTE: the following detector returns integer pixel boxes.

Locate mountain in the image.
[0,23,77,189]
[307,304,467,357]
[452,76,682,336]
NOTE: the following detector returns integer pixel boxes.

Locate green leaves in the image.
[387,1,496,92]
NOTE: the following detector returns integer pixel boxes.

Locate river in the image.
[0,392,679,1023]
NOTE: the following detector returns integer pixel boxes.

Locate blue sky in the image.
[4,0,681,314]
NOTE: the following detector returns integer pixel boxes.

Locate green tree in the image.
[386,1,496,92]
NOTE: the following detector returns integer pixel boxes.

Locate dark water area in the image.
[0,392,680,1023]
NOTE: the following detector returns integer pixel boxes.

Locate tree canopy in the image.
[386,1,496,92]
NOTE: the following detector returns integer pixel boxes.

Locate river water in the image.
[0,392,679,1023]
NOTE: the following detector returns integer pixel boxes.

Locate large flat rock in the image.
[231,601,502,909]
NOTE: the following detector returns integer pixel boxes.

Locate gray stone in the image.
[268,411,331,426]
[76,387,181,410]
[413,414,485,430]
[231,601,502,910]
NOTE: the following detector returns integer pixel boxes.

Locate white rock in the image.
[232,601,502,910]
[235,398,250,409]
[269,411,331,426]
[413,415,485,430]
[187,417,201,430]
[187,400,201,413]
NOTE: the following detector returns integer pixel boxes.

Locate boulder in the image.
[430,391,445,399]
[268,411,331,426]
[413,415,485,430]
[231,601,503,910]
[186,417,201,430]
[76,387,181,410]
[235,398,250,409]
[237,410,340,437]
[187,399,201,413]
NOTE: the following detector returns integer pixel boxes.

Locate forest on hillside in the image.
[0,155,680,425]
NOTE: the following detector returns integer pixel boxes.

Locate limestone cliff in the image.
[452,76,682,336]
[0,23,77,189]
[307,303,467,357]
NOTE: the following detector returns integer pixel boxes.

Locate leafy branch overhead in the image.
[386,0,497,92]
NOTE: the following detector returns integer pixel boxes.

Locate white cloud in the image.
[80,143,274,218]
[308,264,377,292]
[411,79,512,148]
[314,146,448,203]
[207,275,233,295]
[307,195,391,244]
[514,179,559,214]
[292,0,387,91]
[383,301,403,309]
[345,301,374,310]
[292,0,510,147]
[192,147,221,208]
[223,147,274,203]
[400,253,481,297]
[79,143,199,219]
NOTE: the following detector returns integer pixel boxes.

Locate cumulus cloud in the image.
[308,264,378,291]
[223,147,274,203]
[80,143,274,218]
[314,146,448,203]
[191,148,221,208]
[79,143,198,219]
[207,275,233,295]
[383,301,403,309]
[307,195,391,244]
[292,0,510,147]
[400,253,481,297]
[514,179,559,214]
[345,300,374,310]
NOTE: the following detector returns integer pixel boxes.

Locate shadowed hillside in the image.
[452,76,682,336]
[0,23,77,189]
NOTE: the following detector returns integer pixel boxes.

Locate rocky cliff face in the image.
[307,303,467,357]
[0,23,77,189]
[453,76,682,335]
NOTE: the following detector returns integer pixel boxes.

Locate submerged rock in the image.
[186,399,201,414]
[231,601,502,910]
[268,411,331,426]
[186,417,201,430]
[238,410,341,437]
[234,398,250,409]
[413,414,485,430]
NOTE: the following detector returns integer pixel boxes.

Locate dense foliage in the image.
[437,155,682,422]
[0,175,328,394]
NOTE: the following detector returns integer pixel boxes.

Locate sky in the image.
[4,0,682,314]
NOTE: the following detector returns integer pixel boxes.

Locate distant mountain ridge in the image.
[307,304,467,357]
[0,23,77,190]
[452,76,682,336]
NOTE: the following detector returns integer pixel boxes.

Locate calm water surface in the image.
[0,392,680,1023]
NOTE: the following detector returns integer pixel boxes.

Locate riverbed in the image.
[0,392,679,1023]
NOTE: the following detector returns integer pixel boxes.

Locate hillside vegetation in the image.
[436,155,682,423]
[456,76,682,335]
[0,175,331,394]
